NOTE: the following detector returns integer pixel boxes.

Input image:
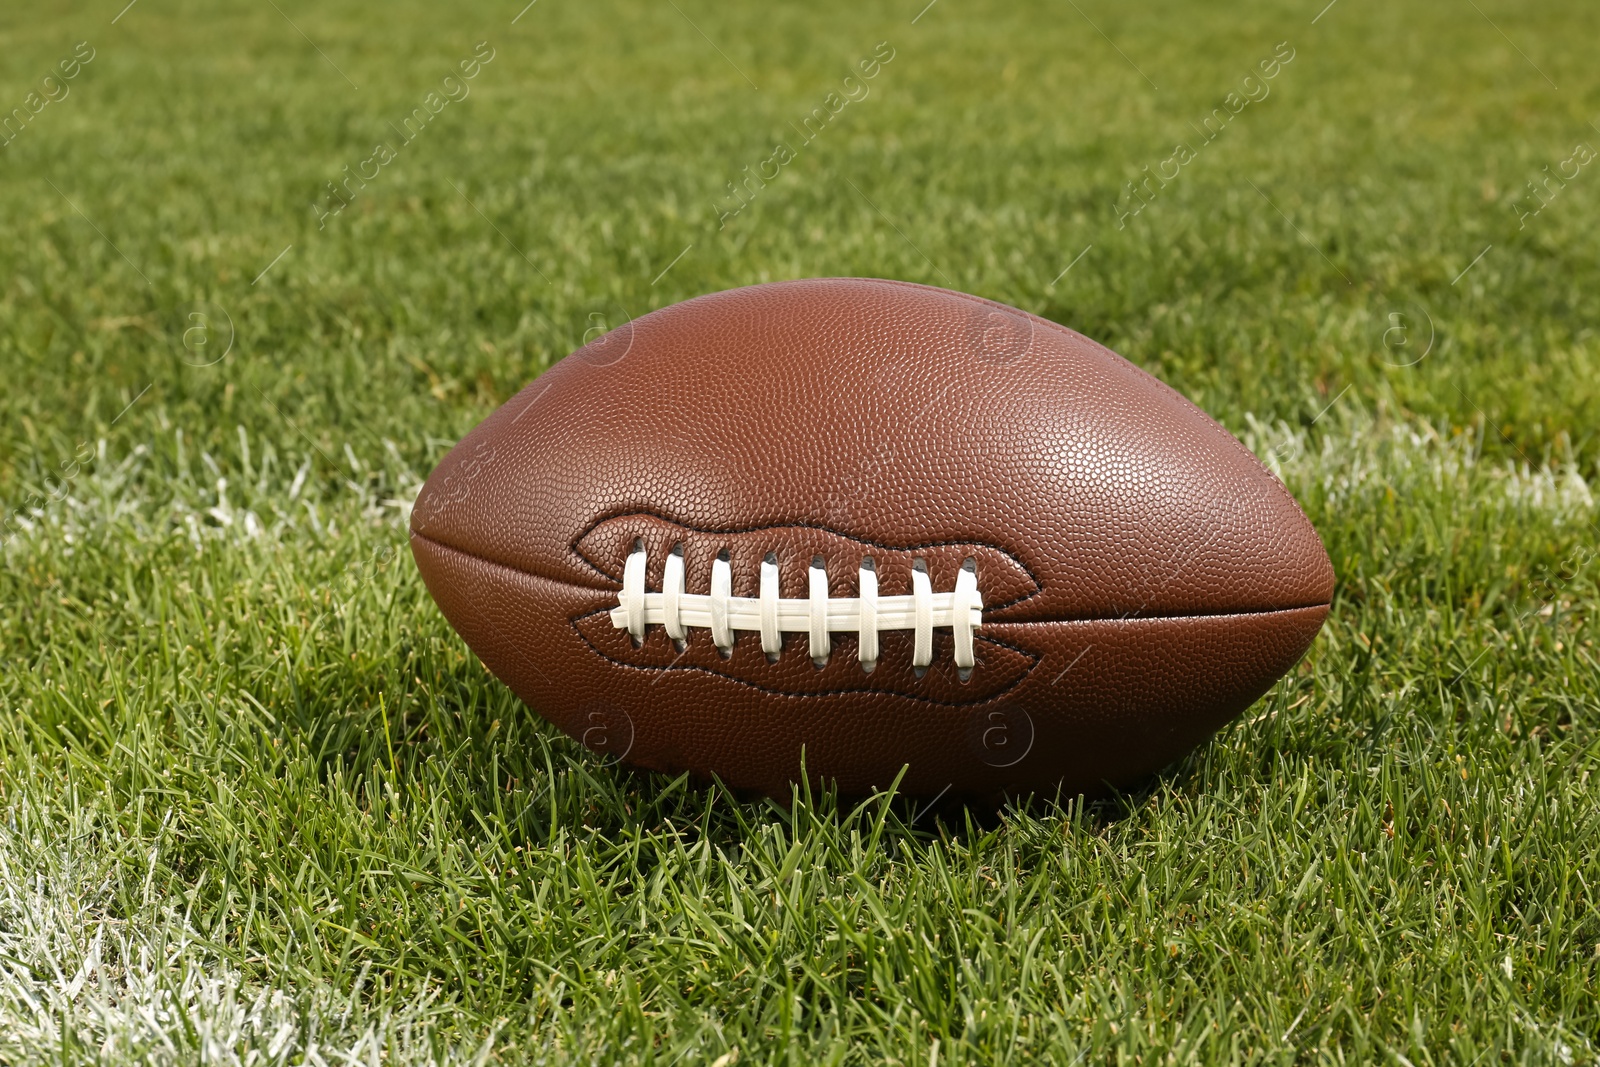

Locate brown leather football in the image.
[411,279,1333,799]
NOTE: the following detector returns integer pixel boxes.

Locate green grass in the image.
[1,0,1598,1062]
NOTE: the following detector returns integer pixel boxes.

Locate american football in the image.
[411,278,1334,798]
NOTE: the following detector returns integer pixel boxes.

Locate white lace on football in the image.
[611,545,983,673]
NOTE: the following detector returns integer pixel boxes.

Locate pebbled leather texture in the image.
[412,278,1335,799]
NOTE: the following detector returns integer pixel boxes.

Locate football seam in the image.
[416,528,1331,625]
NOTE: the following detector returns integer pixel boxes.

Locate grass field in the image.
[2,0,1598,1062]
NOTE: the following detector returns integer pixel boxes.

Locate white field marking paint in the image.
[1241,410,1596,516]
[612,546,982,672]
[0,803,493,1065]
